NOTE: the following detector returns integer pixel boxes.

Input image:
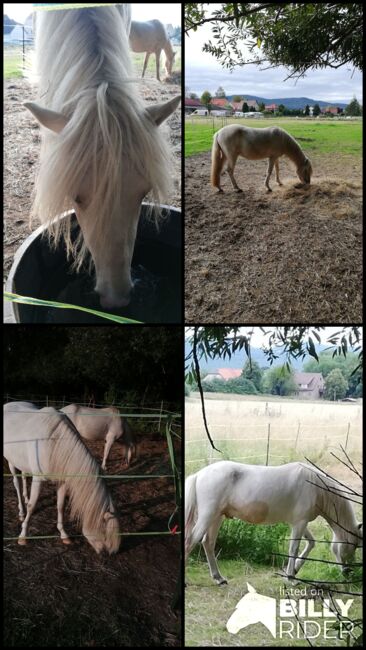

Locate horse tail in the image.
[185,472,198,555]
[211,132,225,189]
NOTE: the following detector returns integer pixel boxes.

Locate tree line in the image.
[186,352,362,400]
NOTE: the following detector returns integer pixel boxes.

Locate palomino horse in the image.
[25,5,180,309]
[211,124,312,193]
[129,19,175,82]
[185,461,362,585]
[4,402,120,553]
[61,404,136,471]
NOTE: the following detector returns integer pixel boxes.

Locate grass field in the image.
[186,393,362,473]
[184,117,362,158]
[4,46,181,80]
[185,394,363,646]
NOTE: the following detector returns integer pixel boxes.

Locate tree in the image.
[233,95,243,103]
[243,102,249,112]
[304,104,310,116]
[185,4,363,80]
[278,104,285,114]
[345,96,362,116]
[313,103,321,116]
[201,90,212,109]
[324,368,348,401]
[242,359,263,392]
[262,366,297,396]
[215,86,226,97]
[258,101,266,112]
[189,92,198,99]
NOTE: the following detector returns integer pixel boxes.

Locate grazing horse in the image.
[25,5,180,309]
[185,461,362,585]
[129,19,175,82]
[4,402,120,553]
[211,124,312,193]
[61,404,137,471]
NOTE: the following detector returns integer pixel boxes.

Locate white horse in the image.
[211,124,312,193]
[185,461,362,585]
[4,402,120,553]
[129,19,175,82]
[61,404,136,471]
[25,5,180,309]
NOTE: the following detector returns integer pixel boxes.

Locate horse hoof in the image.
[18,538,27,545]
[218,579,228,586]
[235,189,243,193]
[62,538,72,545]
[217,189,224,193]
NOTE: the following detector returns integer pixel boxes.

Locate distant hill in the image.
[226,94,348,109]
[185,341,331,373]
[4,15,18,34]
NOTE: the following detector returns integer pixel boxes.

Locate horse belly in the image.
[225,500,270,524]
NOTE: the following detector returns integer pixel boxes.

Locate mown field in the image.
[185,394,363,647]
[185,117,362,158]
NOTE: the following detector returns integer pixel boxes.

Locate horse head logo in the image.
[226,583,277,637]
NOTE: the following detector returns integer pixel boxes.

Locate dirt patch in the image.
[4,76,181,280]
[4,429,181,646]
[185,152,362,322]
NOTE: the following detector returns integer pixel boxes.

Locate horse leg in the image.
[101,434,115,471]
[142,52,150,78]
[286,520,308,578]
[57,483,72,544]
[275,159,283,186]
[22,473,29,505]
[18,479,42,545]
[265,158,276,192]
[226,155,242,192]
[155,49,162,81]
[202,515,227,585]
[294,526,315,573]
[9,462,25,521]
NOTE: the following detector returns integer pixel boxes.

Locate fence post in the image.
[46,395,48,407]
[266,423,271,465]
[294,422,301,451]
[345,422,350,451]
[158,400,163,433]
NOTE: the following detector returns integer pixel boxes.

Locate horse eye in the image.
[75,196,82,205]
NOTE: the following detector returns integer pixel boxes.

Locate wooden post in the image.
[266,423,271,465]
[294,422,301,451]
[345,422,350,451]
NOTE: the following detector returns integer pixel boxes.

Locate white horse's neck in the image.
[284,132,306,168]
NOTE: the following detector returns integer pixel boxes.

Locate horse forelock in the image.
[33,5,172,268]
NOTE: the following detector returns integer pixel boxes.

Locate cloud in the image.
[185,22,362,103]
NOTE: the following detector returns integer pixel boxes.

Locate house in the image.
[203,368,242,382]
[211,98,233,113]
[185,98,204,114]
[4,23,33,43]
[293,372,324,399]
[321,106,341,115]
[231,99,260,112]
[265,103,278,112]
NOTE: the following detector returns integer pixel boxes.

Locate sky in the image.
[185,19,362,104]
[185,328,363,349]
[4,3,181,25]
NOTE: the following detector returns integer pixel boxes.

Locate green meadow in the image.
[184,117,362,158]
[4,46,181,80]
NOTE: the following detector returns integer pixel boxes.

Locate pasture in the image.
[4,415,181,646]
[185,393,363,646]
[184,118,362,323]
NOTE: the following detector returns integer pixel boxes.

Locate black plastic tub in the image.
[5,204,181,324]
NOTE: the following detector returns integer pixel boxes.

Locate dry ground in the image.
[185,152,362,322]
[4,430,181,647]
[4,75,181,280]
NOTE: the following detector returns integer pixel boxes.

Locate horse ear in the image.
[145,96,180,127]
[247,583,256,593]
[24,102,69,134]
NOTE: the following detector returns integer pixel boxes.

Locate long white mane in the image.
[32,5,172,268]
